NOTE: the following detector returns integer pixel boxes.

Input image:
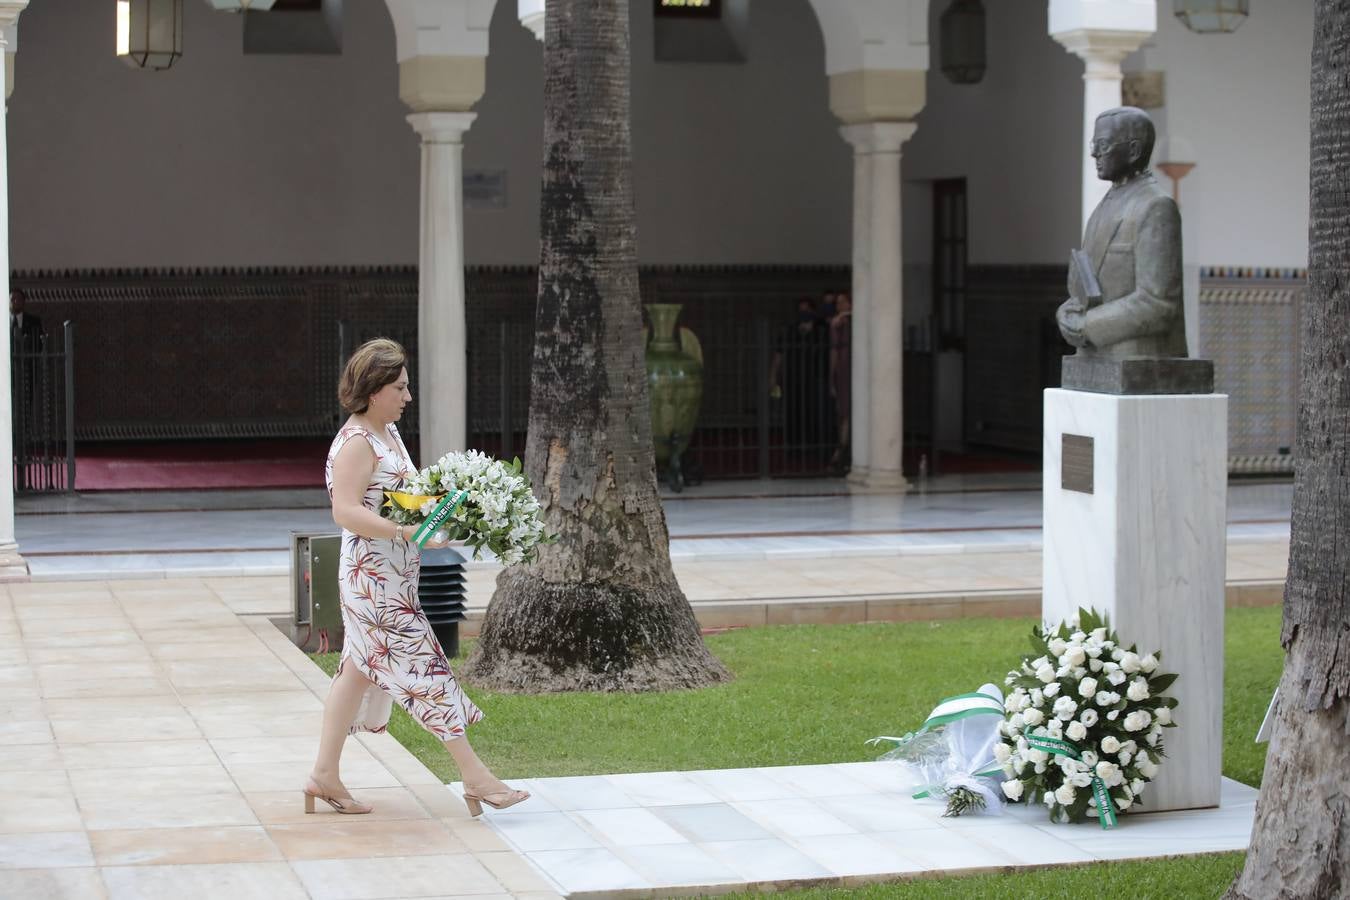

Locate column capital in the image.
[0,1,27,34]
[839,121,917,155]
[398,55,486,115]
[1051,28,1151,76]
[406,110,477,144]
[828,68,926,126]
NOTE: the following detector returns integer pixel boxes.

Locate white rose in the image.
[1044,790,1058,808]
[1155,707,1173,725]
[1078,677,1099,698]
[1010,713,1025,731]
[1146,731,1161,746]
[1120,652,1142,674]
[1131,777,1147,795]
[1124,710,1153,732]
[1063,646,1087,668]
[1073,666,1089,680]
[1140,653,1159,673]
[1002,779,1025,801]
[1022,707,1045,727]
[1107,669,1127,686]
[1043,682,1062,698]
[1090,627,1108,643]
[1111,647,1125,662]
[1095,761,1123,787]
[1078,708,1099,728]
[1100,735,1121,754]
[1036,664,1057,684]
[1054,784,1077,805]
[1071,771,1094,788]
[994,742,1013,764]
[1102,661,1120,674]
[1030,688,1045,708]
[1034,762,1047,774]
[1095,691,1115,707]
[1027,748,1050,766]
[1107,710,1120,721]
[1080,750,1099,767]
[1089,658,1104,672]
[1137,754,1159,778]
[1066,720,1088,741]
[1115,794,1134,811]
[1005,692,1026,713]
[1119,749,1133,766]
[1127,679,1151,702]
[1070,630,1087,642]
[1047,719,1064,738]
[1031,656,1050,671]
[1013,757,1027,775]
[1053,696,1078,721]
[1048,638,1068,657]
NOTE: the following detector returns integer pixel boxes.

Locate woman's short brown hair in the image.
[338,338,408,414]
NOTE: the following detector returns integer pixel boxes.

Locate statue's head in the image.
[1091,106,1155,183]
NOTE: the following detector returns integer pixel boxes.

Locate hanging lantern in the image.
[1173,0,1249,34]
[116,0,183,70]
[204,0,277,10]
[940,0,986,86]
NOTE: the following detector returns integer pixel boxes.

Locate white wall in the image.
[9,0,851,270]
[1137,4,1312,269]
[9,0,420,269]
[5,0,1312,272]
[904,0,1084,267]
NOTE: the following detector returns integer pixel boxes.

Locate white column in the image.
[842,122,916,490]
[406,111,475,464]
[1049,0,1155,231]
[0,1,25,580]
[1054,31,1149,228]
[842,131,873,483]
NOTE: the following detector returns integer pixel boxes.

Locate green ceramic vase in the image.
[644,303,703,467]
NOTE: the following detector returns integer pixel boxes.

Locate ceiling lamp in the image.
[116,0,183,70]
[205,0,277,10]
[940,0,986,86]
[1174,0,1249,34]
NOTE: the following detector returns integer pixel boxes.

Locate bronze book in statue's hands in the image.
[1069,248,1103,309]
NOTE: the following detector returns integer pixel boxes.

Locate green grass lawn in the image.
[311,605,1284,898]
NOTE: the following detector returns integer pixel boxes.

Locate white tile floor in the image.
[458,763,1257,897]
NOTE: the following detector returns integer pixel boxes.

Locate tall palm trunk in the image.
[1227,3,1350,896]
[463,0,729,691]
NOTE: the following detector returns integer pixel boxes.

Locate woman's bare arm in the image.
[330,437,402,540]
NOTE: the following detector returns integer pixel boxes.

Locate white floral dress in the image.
[325,423,484,739]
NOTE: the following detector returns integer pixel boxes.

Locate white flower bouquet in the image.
[996,608,1179,828]
[382,450,552,566]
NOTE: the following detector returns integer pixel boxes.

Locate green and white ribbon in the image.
[411,489,468,547]
[888,691,1005,800]
[1025,735,1118,830]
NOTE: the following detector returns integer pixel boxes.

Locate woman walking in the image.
[305,338,529,817]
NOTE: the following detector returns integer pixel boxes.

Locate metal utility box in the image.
[291,532,344,653]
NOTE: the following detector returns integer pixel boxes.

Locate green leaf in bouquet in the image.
[941,785,987,818]
[1148,672,1179,693]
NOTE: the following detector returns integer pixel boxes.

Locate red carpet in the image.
[69,440,1037,491]
[74,440,329,491]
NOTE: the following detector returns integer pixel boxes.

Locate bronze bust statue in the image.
[1057,106,1187,359]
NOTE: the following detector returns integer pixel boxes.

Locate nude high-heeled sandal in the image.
[461,786,530,817]
[303,777,372,815]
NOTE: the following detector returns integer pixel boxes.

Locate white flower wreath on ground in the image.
[382,450,553,566]
[996,607,1179,829]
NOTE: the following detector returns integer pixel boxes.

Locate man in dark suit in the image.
[10,289,42,350]
[1056,107,1187,359]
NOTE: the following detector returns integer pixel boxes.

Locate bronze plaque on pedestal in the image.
[1062,434,1094,494]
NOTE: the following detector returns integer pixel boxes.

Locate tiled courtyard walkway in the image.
[1,553,1276,898]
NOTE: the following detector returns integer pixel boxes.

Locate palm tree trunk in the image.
[463,0,729,691]
[1227,3,1350,896]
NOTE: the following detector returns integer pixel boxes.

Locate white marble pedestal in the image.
[1042,388,1227,812]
